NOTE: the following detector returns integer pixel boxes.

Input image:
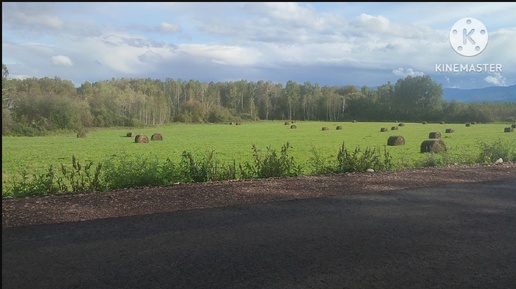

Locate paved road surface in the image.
[3,179,516,289]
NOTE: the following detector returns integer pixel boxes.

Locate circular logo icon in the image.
[449,17,488,57]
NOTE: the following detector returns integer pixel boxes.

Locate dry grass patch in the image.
[420,139,447,153]
[387,136,405,146]
[429,132,441,139]
[151,133,163,141]
[135,134,149,143]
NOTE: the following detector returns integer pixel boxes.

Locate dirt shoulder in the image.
[3,162,516,229]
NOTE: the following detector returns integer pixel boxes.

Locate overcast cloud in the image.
[2,2,515,89]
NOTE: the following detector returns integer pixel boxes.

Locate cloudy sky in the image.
[2,2,515,89]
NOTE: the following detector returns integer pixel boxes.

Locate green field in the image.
[2,121,515,186]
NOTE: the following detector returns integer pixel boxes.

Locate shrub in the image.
[334,143,393,173]
[477,138,516,163]
[244,142,302,178]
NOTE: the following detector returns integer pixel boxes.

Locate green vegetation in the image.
[3,121,514,198]
[3,63,516,137]
[2,63,515,198]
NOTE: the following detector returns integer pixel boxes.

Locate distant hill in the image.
[442,85,516,103]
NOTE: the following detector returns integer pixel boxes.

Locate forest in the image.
[3,63,515,136]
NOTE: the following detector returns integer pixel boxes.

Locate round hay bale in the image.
[445,128,455,133]
[126,132,134,137]
[321,126,329,131]
[236,122,241,125]
[290,125,297,129]
[429,132,441,139]
[387,136,405,146]
[420,139,447,153]
[76,131,87,138]
[398,123,405,127]
[504,127,514,133]
[465,123,471,127]
[380,127,388,132]
[284,121,289,125]
[229,122,233,125]
[151,133,163,141]
[511,124,516,128]
[135,134,149,143]
[391,126,398,130]
[336,125,343,130]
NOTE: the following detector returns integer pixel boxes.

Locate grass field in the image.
[2,121,515,186]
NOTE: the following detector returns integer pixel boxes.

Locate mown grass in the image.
[3,121,515,197]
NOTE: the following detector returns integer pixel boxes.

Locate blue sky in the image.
[2,2,515,89]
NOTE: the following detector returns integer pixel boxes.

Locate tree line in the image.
[2,63,515,136]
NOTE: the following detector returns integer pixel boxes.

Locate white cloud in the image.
[51,55,73,67]
[159,22,180,33]
[484,73,507,86]
[2,3,514,89]
[392,68,425,77]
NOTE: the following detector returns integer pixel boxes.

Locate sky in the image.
[2,2,516,89]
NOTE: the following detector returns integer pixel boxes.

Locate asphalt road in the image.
[3,179,516,289]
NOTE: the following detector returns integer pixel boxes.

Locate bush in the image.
[333,143,393,173]
[244,142,302,178]
[477,138,516,163]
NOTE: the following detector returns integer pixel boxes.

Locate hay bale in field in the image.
[76,131,87,138]
[135,134,149,143]
[229,122,233,125]
[151,133,163,141]
[511,124,516,128]
[284,121,289,125]
[420,139,447,153]
[391,126,398,130]
[465,123,471,127]
[445,128,454,133]
[380,127,388,132]
[387,136,405,146]
[290,125,297,129]
[429,131,441,139]
[126,132,134,137]
[336,125,343,130]
[236,122,241,125]
[504,127,514,133]
[398,123,405,127]
[322,126,329,131]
